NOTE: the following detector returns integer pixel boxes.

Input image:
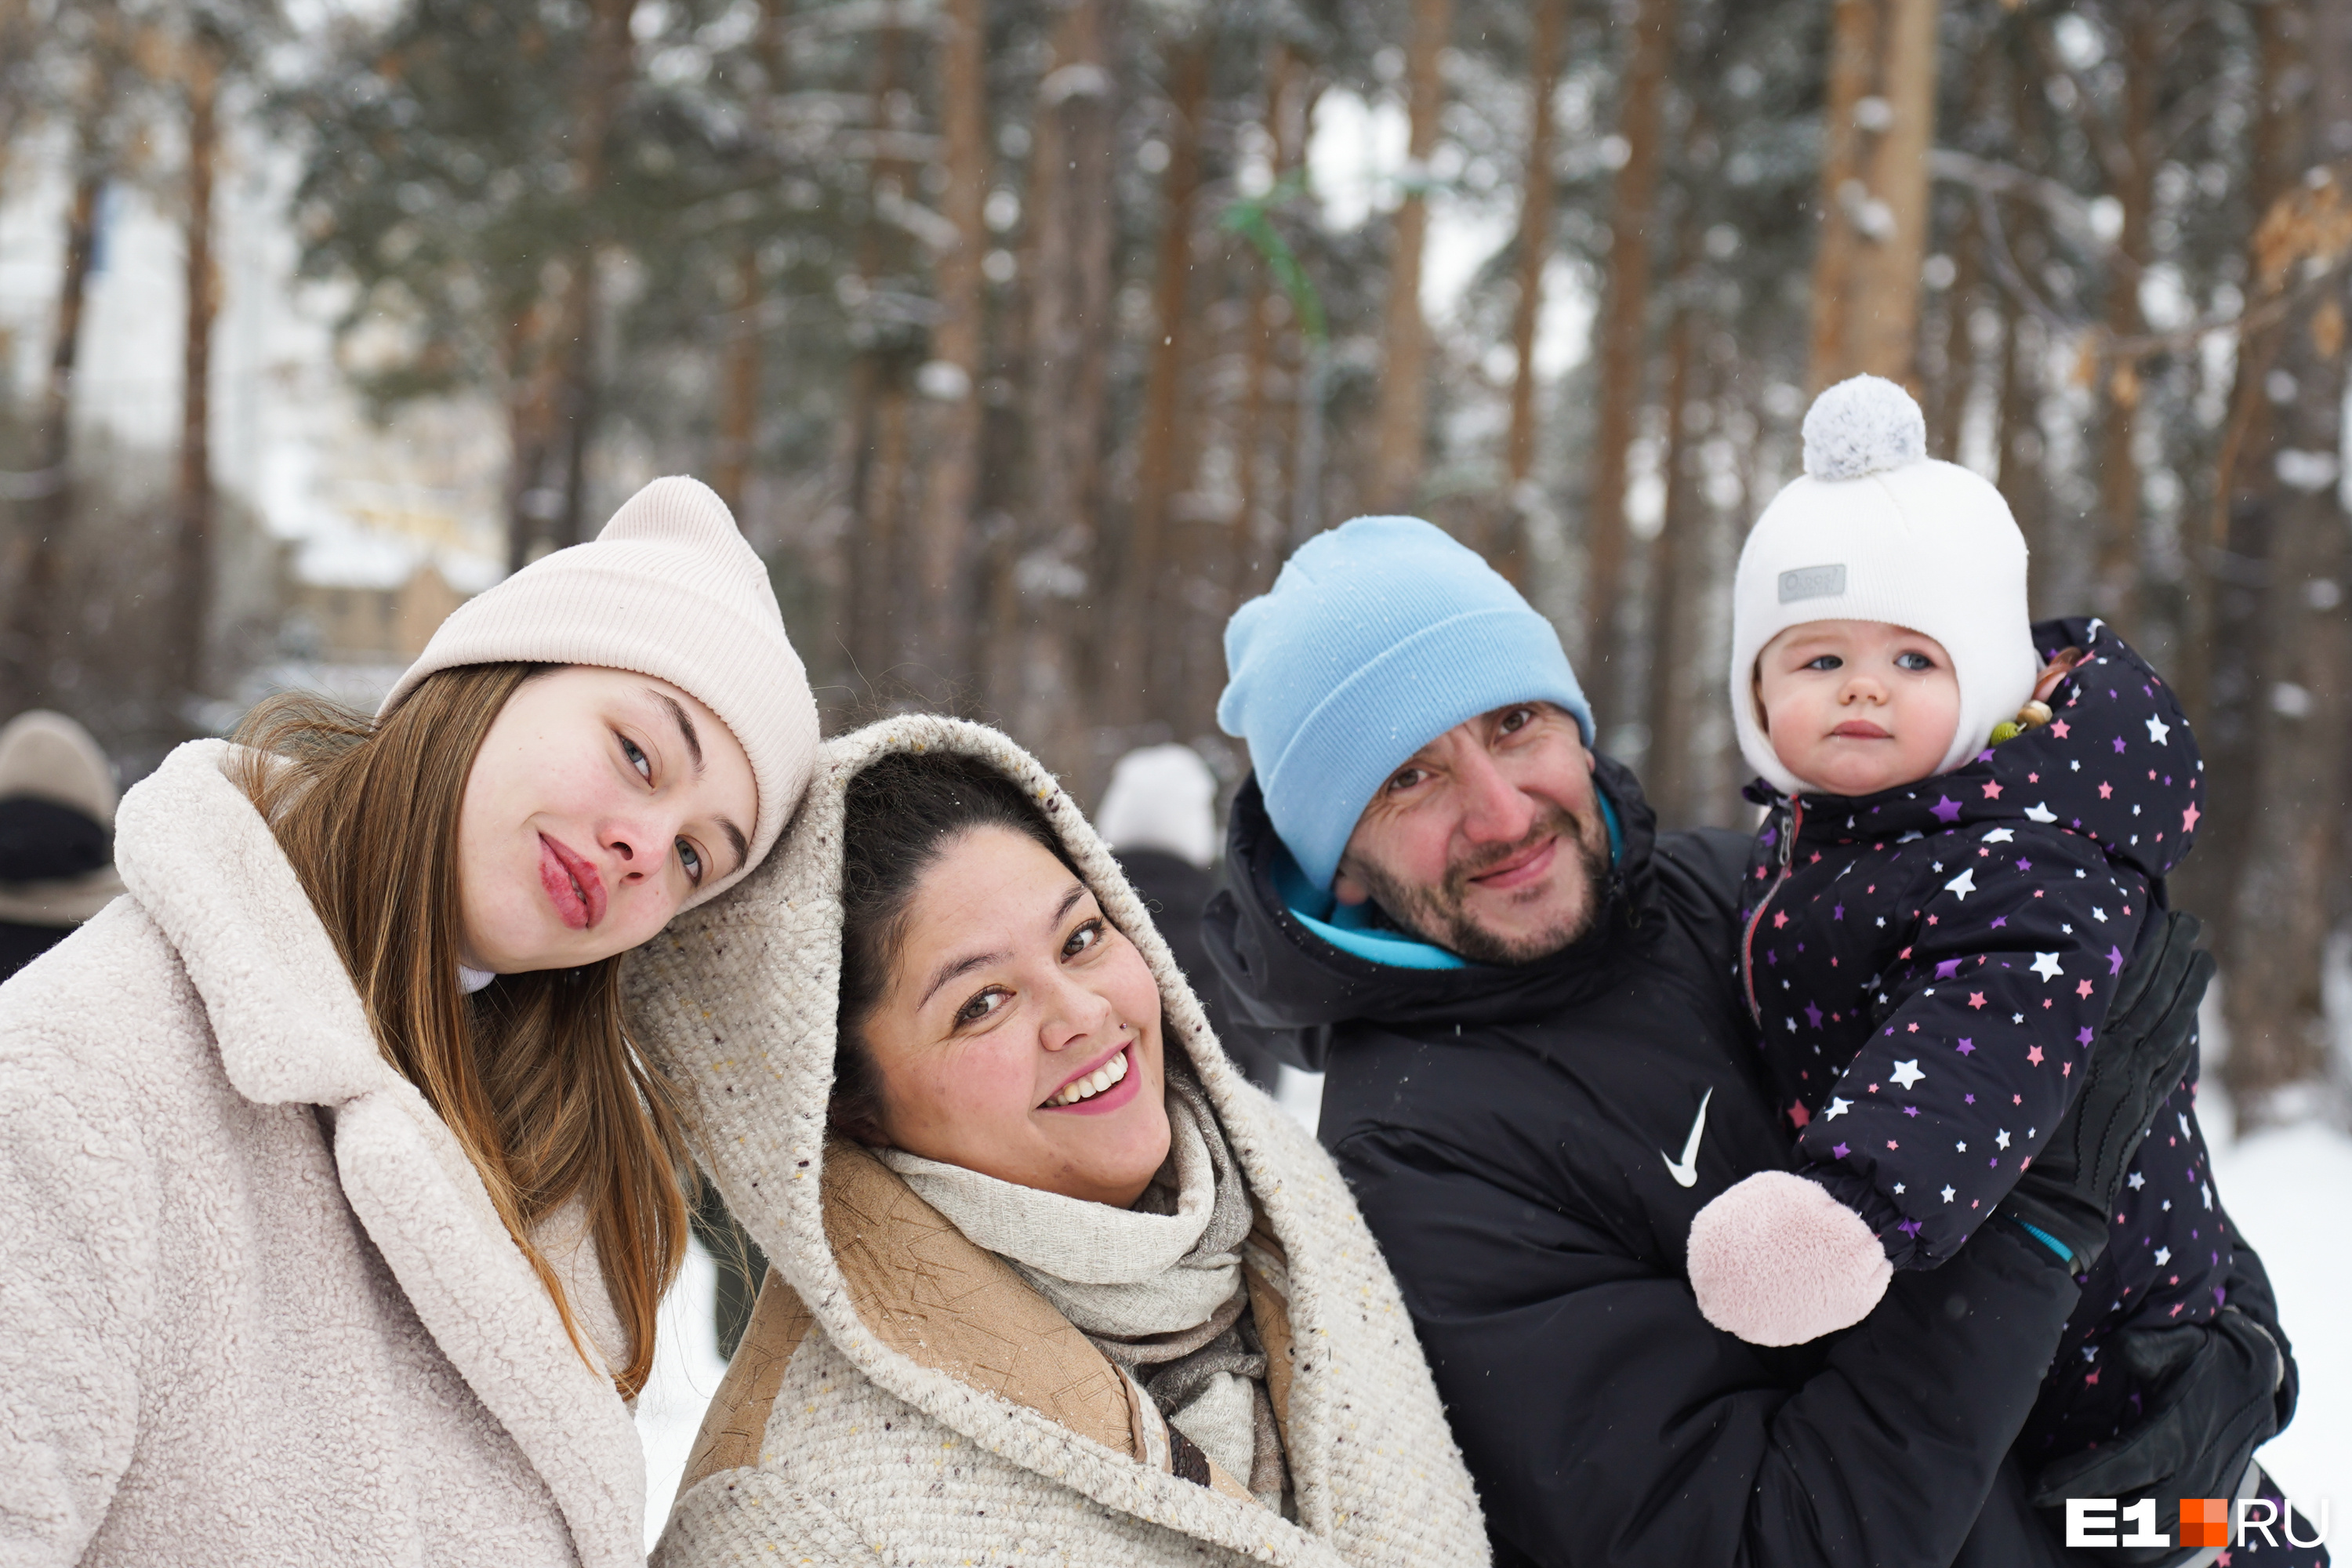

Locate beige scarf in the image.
[880,1073,1287,1508]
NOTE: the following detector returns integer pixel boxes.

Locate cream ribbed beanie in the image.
[1730,376,2038,797]
[381,476,818,906]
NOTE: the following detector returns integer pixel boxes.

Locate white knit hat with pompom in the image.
[1728,375,2038,797]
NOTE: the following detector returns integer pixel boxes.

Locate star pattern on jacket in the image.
[1737,617,2234,1449]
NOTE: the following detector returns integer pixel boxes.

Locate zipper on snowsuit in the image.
[1740,797,1801,1025]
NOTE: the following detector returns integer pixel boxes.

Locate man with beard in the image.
[1203,517,2303,1567]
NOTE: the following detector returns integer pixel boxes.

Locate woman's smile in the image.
[1040,1040,1140,1112]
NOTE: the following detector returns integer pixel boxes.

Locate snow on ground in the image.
[1272,1063,1326,1138]
[637,1085,2350,1547]
[2213,1119,2352,1513]
[636,1242,731,1550]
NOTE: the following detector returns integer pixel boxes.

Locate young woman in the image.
[0,477,818,1567]
[626,717,1486,1568]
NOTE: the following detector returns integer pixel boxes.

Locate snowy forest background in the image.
[2,0,2350,1519]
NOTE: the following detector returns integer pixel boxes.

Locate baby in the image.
[1687,376,2234,1457]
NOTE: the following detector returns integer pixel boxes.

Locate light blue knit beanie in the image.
[1217,516,1593,889]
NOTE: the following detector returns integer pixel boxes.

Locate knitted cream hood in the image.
[623,716,1488,1567]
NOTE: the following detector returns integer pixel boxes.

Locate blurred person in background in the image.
[1098,742,1278,1093]
[0,711,123,982]
[0,478,818,1567]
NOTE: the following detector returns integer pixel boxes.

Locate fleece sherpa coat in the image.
[0,741,645,1567]
[622,717,1489,1568]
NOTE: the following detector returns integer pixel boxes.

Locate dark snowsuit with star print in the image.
[1740,617,2233,1452]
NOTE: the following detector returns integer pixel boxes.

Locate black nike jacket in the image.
[1202,755,2291,1568]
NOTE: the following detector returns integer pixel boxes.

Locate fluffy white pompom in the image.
[1802,373,1926,481]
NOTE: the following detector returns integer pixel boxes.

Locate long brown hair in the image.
[234,662,691,1399]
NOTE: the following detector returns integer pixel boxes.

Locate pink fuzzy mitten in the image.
[1686,1171,1893,1346]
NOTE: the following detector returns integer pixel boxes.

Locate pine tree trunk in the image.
[549,0,633,550]
[1990,25,2047,610]
[911,0,988,694]
[171,31,220,704]
[860,380,913,676]
[1232,47,1289,601]
[2217,0,2352,1127]
[1112,34,1209,730]
[2093,9,2158,632]
[714,249,761,517]
[1282,68,1331,560]
[714,0,791,522]
[2174,0,2301,965]
[0,0,34,215]
[2181,0,2299,731]
[5,100,107,703]
[503,302,562,573]
[1850,0,1939,382]
[1500,0,1565,587]
[1809,0,1941,390]
[1693,379,1744,826]
[1927,199,1977,462]
[1369,0,1452,515]
[1233,45,1298,608]
[554,291,601,550]
[505,0,629,568]
[1994,303,2048,608]
[1806,0,1879,391]
[1584,0,1675,707]
[1643,288,1700,826]
[840,20,921,683]
[1013,0,1118,777]
[1922,35,1997,461]
[2223,276,2352,1125]
[836,347,887,681]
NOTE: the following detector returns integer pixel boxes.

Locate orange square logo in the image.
[2180,1497,2230,1548]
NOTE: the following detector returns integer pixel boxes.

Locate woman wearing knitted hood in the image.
[0,478,818,1567]
[627,718,1486,1568]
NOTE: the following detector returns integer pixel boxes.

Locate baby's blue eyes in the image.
[1803,652,1936,673]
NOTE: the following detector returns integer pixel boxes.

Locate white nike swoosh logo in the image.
[1662,1087,1712,1189]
